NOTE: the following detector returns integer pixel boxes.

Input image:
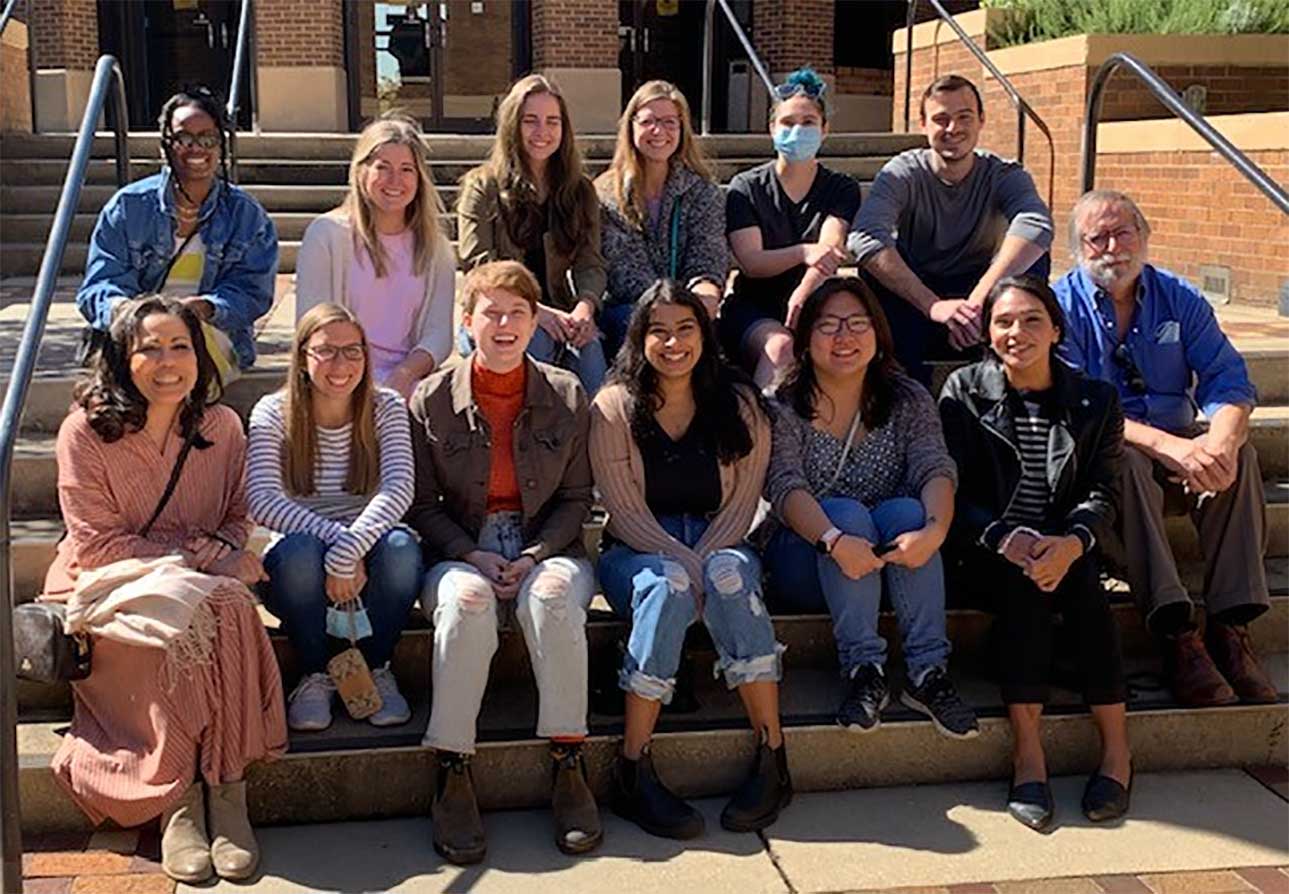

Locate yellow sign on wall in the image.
[656,0,679,16]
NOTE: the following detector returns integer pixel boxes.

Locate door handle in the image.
[618,25,636,53]
[642,26,650,54]
[220,22,229,48]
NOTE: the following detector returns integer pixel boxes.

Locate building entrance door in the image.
[364,1,513,133]
[98,0,253,130]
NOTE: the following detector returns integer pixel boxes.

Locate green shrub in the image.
[980,0,1289,47]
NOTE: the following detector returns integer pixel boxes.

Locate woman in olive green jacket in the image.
[457,74,608,392]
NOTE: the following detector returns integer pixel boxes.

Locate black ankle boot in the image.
[720,735,793,833]
[611,747,705,840]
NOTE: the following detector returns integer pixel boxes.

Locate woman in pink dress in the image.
[43,294,286,883]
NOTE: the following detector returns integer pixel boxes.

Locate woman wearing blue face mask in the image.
[722,68,861,389]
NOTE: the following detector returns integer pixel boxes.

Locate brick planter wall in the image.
[2,19,32,132]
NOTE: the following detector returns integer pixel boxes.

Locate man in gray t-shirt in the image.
[848,75,1053,384]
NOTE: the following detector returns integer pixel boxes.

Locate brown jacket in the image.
[456,171,607,312]
[588,382,770,597]
[407,355,592,562]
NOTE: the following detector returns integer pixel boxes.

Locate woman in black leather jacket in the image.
[939,275,1131,832]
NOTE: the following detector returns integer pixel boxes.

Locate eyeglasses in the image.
[166,130,221,151]
[633,115,681,133]
[306,344,365,363]
[1082,226,1138,253]
[773,80,827,101]
[814,314,873,337]
[1112,343,1147,394]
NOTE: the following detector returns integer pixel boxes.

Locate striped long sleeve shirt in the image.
[246,388,414,577]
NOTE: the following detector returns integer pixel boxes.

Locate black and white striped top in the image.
[246,388,415,578]
[1003,394,1052,526]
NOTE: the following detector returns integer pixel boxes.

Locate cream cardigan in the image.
[293,212,458,367]
[589,382,770,598]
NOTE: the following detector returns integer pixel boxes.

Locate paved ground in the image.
[21,767,1289,894]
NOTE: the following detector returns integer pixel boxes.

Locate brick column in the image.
[531,0,620,132]
[1,12,32,132]
[255,0,346,131]
[28,0,98,132]
[751,0,834,128]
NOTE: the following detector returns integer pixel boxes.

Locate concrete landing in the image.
[172,769,1288,894]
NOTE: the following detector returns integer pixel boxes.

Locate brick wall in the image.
[29,0,98,70]
[1,20,32,132]
[892,37,990,131]
[836,66,893,96]
[1094,149,1289,306]
[531,0,617,69]
[256,0,344,67]
[1099,65,1289,121]
[754,0,835,75]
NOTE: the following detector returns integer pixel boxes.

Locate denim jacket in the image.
[76,169,279,369]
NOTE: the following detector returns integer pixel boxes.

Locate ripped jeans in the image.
[598,514,784,704]
[420,512,595,754]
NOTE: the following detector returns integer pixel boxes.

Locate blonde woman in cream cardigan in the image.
[589,280,790,842]
[295,114,456,400]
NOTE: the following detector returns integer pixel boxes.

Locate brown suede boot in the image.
[550,743,603,855]
[1165,629,1238,707]
[160,781,212,883]
[207,780,259,880]
[431,752,487,865]
[1205,621,1278,704]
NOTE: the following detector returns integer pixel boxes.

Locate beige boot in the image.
[207,780,260,880]
[160,781,212,883]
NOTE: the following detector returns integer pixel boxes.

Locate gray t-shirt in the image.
[848,148,1052,286]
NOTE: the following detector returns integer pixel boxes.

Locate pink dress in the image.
[44,406,287,828]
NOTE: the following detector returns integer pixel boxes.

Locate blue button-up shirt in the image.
[1053,264,1256,434]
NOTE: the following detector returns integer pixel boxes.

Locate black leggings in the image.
[971,550,1126,706]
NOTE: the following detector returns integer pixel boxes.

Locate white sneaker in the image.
[287,672,336,731]
[369,666,412,727]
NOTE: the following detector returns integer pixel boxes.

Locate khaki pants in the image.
[1107,442,1269,629]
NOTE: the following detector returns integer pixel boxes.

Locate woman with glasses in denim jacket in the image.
[723,68,860,390]
[590,280,790,841]
[76,87,278,380]
[939,275,1130,832]
[596,81,729,358]
[457,74,608,393]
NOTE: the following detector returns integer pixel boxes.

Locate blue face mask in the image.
[773,124,823,162]
[326,599,374,641]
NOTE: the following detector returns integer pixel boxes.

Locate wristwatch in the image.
[815,526,843,555]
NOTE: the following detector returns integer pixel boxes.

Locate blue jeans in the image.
[598,514,783,703]
[599,302,635,362]
[456,324,607,394]
[763,496,949,680]
[260,527,423,674]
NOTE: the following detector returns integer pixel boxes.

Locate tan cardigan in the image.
[589,382,770,597]
[294,212,458,367]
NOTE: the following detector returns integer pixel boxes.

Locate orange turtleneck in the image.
[472,359,527,514]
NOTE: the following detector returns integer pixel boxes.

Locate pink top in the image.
[347,229,430,383]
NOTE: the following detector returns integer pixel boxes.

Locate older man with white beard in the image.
[1053,189,1274,709]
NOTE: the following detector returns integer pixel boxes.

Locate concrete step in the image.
[15,654,1287,832]
[0,131,927,163]
[16,590,1288,718]
[0,240,303,276]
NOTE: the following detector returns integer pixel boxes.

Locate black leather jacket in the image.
[938,357,1123,554]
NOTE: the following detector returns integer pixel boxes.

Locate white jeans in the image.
[419,514,595,754]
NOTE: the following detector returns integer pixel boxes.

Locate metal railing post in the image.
[702,0,775,135]
[225,0,253,182]
[0,54,130,894]
[1081,52,1289,216]
[903,0,916,133]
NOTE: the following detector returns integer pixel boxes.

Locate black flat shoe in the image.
[1007,780,1054,832]
[1082,769,1132,822]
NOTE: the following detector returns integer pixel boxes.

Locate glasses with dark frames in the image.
[306,344,365,363]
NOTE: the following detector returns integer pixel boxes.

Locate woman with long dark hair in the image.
[42,295,285,883]
[940,275,1130,831]
[590,280,790,840]
[763,277,977,739]
[457,74,607,391]
[76,87,278,380]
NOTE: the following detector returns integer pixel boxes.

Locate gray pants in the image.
[1108,442,1269,628]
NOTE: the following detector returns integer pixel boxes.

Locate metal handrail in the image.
[225,0,253,183]
[0,53,131,894]
[902,0,1055,210]
[700,0,775,135]
[1082,52,1288,216]
[0,0,19,38]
